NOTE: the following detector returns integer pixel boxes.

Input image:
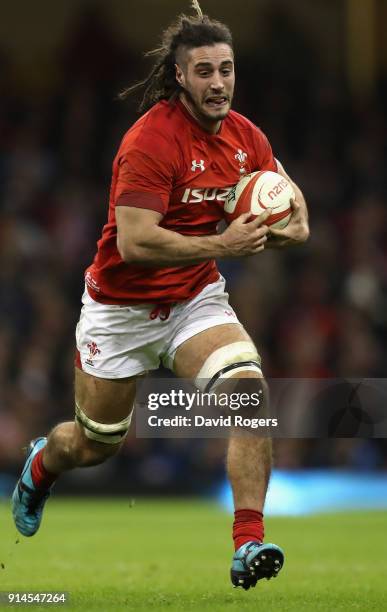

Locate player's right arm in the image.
[115,127,269,266]
[116,206,270,266]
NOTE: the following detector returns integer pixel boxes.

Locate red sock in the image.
[31,449,58,489]
[233,509,264,551]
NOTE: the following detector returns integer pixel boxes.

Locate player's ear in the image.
[175,64,185,87]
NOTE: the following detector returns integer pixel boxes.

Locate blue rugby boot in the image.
[12,437,51,537]
[231,541,284,590]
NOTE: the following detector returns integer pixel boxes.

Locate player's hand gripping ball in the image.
[224,171,295,229]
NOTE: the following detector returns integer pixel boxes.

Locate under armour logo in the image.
[191,159,205,172]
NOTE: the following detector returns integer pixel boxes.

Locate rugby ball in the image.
[224,171,295,229]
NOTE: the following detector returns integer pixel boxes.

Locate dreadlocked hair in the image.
[119,1,233,111]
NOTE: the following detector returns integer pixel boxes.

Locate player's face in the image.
[176,44,235,131]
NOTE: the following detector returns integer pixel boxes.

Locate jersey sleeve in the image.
[114,130,178,215]
[252,126,278,173]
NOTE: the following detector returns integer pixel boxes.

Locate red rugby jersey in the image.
[85,99,277,304]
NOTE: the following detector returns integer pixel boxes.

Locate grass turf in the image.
[0,498,386,611]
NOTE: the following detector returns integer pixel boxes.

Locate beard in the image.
[182,88,232,122]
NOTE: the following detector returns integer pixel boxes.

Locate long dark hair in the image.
[119,1,233,111]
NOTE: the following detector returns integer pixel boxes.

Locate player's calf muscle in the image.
[43,421,122,473]
[42,422,79,473]
[72,435,122,467]
[227,436,272,511]
[40,371,135,474]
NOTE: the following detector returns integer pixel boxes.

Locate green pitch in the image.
[0,498,386,611]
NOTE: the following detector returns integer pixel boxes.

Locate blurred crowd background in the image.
[1,0,387,495]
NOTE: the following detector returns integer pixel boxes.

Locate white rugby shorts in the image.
[75,276,241,378]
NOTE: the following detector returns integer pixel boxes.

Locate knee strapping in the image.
[75,402,132,444]
[195,341,262,392]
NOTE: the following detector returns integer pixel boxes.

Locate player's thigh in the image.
[173,323,255,378]
[75,367,137,423]
[174,324,266,425]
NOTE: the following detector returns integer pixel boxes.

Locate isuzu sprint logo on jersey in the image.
[191,159,205,172]
[86,341,101,366]
[181,187,233,204]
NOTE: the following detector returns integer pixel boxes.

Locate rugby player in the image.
[12,1,309,590]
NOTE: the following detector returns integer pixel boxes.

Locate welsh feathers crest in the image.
[235,149,248,164]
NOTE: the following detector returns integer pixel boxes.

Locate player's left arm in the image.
[266,159,310,248]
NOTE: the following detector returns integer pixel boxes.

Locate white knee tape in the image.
[75,402,133,444]
[195,341,262,392]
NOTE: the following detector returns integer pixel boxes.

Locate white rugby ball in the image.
[224,170,295,229]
